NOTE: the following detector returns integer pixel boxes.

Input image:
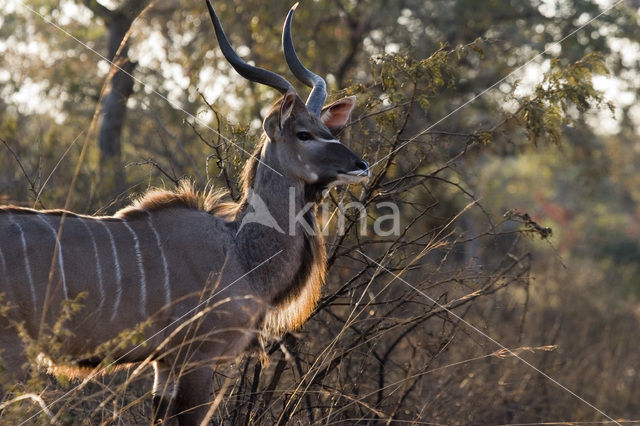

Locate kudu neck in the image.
[236,138,314,228]
[233,139,322,305]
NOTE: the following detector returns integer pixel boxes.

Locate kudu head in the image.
[206,1,370,188]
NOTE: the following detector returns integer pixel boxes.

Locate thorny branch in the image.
[125,159,179,186]
[0,136,40,205]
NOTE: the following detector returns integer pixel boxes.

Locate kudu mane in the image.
[116,181,236,219]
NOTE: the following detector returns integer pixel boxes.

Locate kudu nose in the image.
[355,159,369,171]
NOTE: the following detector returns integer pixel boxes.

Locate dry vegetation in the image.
[1,1,640,424]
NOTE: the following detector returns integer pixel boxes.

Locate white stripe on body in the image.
[38,215,69,300]
[147,214,171,310]
[7,214,37,311]
[80,219,105,311]
[123,221,147,318]
[98,220,122,321]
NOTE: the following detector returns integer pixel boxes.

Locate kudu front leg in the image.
[151,361,178,425]
[173,365,213,426]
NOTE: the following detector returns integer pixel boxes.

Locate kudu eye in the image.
[296,131,313,141]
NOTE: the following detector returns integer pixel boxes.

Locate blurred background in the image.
[1,0,639,423]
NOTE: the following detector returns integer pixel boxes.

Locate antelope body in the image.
[0,1,369,425]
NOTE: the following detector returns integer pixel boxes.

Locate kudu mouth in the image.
[335,158,370,184]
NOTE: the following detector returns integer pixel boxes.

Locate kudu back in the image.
[0,1,369,424]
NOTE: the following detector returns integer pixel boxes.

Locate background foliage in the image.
[1,0,640,423]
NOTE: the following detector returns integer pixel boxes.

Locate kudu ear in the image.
[320,96,356,135]
[264,90,298,139]
[279,90,297,129]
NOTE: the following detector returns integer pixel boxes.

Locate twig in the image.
[0,136,39,202]
[124,159,180,186]
[0,393,55,421]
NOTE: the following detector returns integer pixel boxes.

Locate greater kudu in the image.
[0,1,369,424]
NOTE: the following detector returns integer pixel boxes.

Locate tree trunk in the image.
[98,11,136,197]
[83,0,148,199]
